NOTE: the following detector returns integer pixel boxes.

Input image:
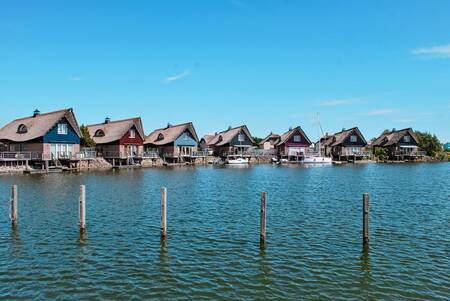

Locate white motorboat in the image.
[227,157,249,164]
[303,156,332,164]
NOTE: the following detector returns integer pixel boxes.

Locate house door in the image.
[127,145,137,157]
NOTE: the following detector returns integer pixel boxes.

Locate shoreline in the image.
[1,158,448,176]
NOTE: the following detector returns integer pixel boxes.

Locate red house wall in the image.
[119,127,144,146]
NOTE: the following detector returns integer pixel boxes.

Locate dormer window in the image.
[17,124,27,134]
[350,135,357,143]
[129,129,135,138]
[403,135,411,143]
[57,123,68,135]
[293,135,301,142]
[157,133,164,141]
[94,129,105,137]
[218,135,223,142]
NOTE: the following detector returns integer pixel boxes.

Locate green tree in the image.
[373,147,387,160]
[80,125,96,147]
[252,136,263,145]
[414,131,441,157]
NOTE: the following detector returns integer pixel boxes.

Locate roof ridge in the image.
[217,124,246,134]
[86,117,141,127]
[13,108,71,122]
[150,122,192,132]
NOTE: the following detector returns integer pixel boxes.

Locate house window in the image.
[57,123,68,135]
[95,129,105,137]
[403,135,411,143]
[238,134,245,142]
[350,135,357,143]
[129,129,135,138]
[17,124,28,134]
[293,135,301,142]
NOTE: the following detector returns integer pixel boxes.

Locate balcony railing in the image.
[394,150,427,156]
[103,151,144,159]
[142,151,159,158]
[0,152,47,161]
[192,151,209,157]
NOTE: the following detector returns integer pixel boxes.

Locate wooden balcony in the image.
[0,152,43,161]
[103,151,143,159]
[142,151,159,159]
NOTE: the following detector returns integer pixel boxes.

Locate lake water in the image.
[0,163,449,300]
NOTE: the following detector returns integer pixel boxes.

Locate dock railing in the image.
[0,152,44,161]
[142,151,159,159]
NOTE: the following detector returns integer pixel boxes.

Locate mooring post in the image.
[11,185,18,227]
[161,187,167,239]
[79,185,86,232]
[363,192,369,246]
[260,192,267,244]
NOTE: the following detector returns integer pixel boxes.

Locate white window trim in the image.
[57,123,68,135]
[129,129,135,139]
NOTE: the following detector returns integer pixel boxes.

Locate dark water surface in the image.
[0,163,449,300]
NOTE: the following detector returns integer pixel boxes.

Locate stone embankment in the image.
[78,158,112,170]
[0,165,27,174]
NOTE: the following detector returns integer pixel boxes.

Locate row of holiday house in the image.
[0,108,426,168]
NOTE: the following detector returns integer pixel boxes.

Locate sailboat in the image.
[303,114,332,164]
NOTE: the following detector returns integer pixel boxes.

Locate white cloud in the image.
[70,75,81,81]
[164,69,191,83]
[361,109,396,116]
[319,99,353,106]
[411,44,450,59]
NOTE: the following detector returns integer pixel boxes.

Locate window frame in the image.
[350,135,357,143]
[57,123,68,135]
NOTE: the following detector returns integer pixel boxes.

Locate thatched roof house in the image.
[0,108,81,160]
[86,117,144,160]
[144,122,199,162]
[205,125,255,157]
[319,127,367,161]
[0,108,81,143]
[371,128,421,160]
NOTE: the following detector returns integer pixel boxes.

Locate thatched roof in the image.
[275,127,311,147]
[321,127,367,147]
[201,134,216,146]
[145,122,199,146]
[372,128,418,147]
[87,117,144,144]
[259,133,280,146]
[0,108,81,142]
[207,125,255,146]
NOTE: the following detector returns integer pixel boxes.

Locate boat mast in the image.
[317,113,321,157]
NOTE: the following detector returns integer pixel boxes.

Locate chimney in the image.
[342,128,346,132]
[33,109,40,117]
[167,123,172,128]
[227,126,232,130]
[104,117,111,124]
[392,128,396,132]
[289,127,293,131]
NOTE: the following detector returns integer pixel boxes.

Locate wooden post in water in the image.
[260,192,267,244]
[160,187,167,239]
[11,185,18,227]
[363,193,369,246]
[79,185,86,232]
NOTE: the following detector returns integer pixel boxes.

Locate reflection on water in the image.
[0,163,449,300]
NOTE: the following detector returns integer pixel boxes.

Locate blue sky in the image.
[1,0,449,142]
